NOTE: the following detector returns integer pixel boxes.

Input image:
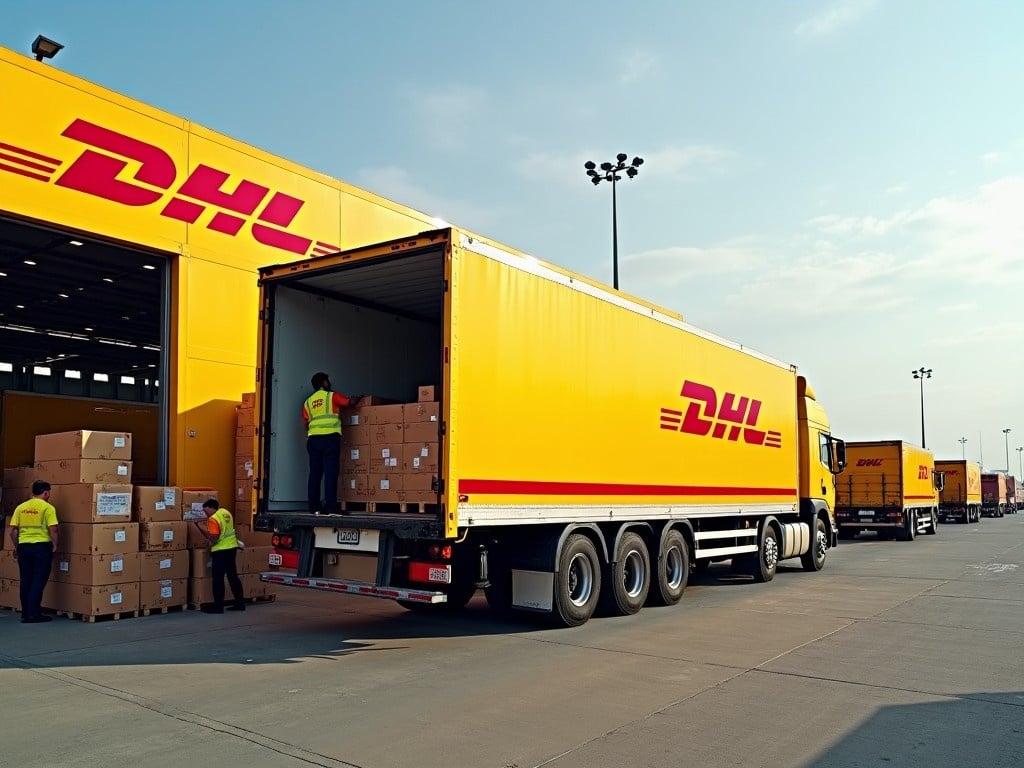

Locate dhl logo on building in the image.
[0,119,338,258]
[659,380,782,448]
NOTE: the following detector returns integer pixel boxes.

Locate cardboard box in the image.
[53,552,140,585]
[235,435,255,458]
[417,385,437,402]
[322,552,378,582]
[139,521,188,551]
[234,482,253,503]
[35,430,133,462]
[241,392,256,409]
[402,442,439,472]
[3,466,36,488]
[181,489,219,521]
[189,548,213,578]
[235,423,257,439]
[236,406,256,426]
[234,456,255,481]
[35,459,132,485]
[341,474,369,498]
[2,488,30,517]
[403,401,440,424]
[48,484,133,523]
[139,578,188,610]
[53,581,140,616]
[403,473,436,493]
[187,522,211,549]
[60,522,139,555]
[237,545,275,574]
[369,444,403,473]
[404,421,440,444]
[342,446,369,474]
[132,486,182,523]
[0,577,59,611]
[190,575,263,604]
[0,515,9,549]
[0,549,19,580]
[370,423,404,446]
[139,550,190,581]
[368,404,406,425]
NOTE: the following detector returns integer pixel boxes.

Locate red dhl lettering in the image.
[1,119,339,258]
[856,458,883,467]
[660,380,782,448]
[918,465,929,479]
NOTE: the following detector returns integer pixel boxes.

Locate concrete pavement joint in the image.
[0,651,362,768]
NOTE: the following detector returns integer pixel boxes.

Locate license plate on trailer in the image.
[336,529,360,545]
[409,561,451,584]
[858,511,875,518]
[268,553,283,566]
[428,567,450,583]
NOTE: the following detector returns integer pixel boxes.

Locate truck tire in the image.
[648,530,688,606]
[896,511,916,542]
[552,534,602,627]
[801,517,829,571]
[749,525,779,583]
[601,532,650,615]
[925,511,937,535]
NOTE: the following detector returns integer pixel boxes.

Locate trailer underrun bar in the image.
[260,572,447,603]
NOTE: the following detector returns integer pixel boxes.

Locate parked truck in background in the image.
[836,441,941,540]
[935,459,982,524]
[981,472,1008,517]
[1005,475,1018,514]
[253,228,847,627]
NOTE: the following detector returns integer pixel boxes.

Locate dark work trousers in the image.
[210,548,245,609]
[17,542,53,619]
[307,432,342,513]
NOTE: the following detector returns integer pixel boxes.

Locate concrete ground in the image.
[1,516,1022,768]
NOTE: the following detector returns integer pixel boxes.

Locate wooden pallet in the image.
[56,609,140,623]
[371,501,441,515]
[140,603,187,617]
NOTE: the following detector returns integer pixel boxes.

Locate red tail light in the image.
[440,544,453,560]
[271,534,281,547]
[428,544,440,558]
[281,535,294,549]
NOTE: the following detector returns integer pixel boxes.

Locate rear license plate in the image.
[336,529,360,546]
[428,567,449,583]
[268,553,283,566]
[858,511,875,518]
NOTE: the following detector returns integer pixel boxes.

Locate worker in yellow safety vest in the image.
[194,499,245,613]
[302,372,361,514]
[7,481,59,623]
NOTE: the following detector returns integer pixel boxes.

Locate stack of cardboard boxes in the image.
[132,486,189,612]
[34,430,137,618]
[341,385,439,507]
[234,391,256,517]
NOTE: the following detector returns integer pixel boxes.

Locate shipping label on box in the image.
[60,522,139,555]
[181,489,218,521]
[139,578,188,609]
[403,402,440,425]
[34,430,133,462]
[341,474,369,499]
[139,521,188,551]
[132,486,182,522]
[35,459,132,485]
[370,444,403,473]
[403,421,439,444]
[417,385,437,402]
[235,457,254,480]
[54,552,140,585]
[237,545,276,575]
[48,484,133,523]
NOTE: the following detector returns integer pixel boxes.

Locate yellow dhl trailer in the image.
[836,441,942,540]
[935,459,982,524]
[254,228,847,626]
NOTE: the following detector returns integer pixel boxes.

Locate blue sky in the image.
[4,1,1024,470]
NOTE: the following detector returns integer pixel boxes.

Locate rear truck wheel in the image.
[552,534,602,627]
[897,511,916,542]
[749,525,779,583]
[926,511,938,535]
[647,529,689,606]
[801,517,829,571]
[601,532,651,615]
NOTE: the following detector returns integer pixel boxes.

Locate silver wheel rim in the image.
[567,552,594,607]
[764,534,779,570]
[622,549,646,598]
[665,545,684,590]
[815,529,827,560]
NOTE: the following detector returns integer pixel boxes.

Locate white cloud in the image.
[795,0,879,38]
[884,183,907,195]
[618,50,657,83]
[981,151,1001,164]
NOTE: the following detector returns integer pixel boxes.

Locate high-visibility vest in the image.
[13,498,56,544]
[305,390,342,437]
[210,509,239,552]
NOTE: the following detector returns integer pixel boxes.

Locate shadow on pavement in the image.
[800,693,1024,768]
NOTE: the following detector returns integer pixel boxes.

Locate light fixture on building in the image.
[69,240,84,247]
[31,35,64,62]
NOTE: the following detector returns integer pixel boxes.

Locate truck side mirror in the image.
[933,470,945,492]
[831,438,847,474]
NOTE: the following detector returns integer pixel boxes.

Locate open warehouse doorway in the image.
[0,216,170,483]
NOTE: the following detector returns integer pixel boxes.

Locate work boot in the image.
[228,603,246,612]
